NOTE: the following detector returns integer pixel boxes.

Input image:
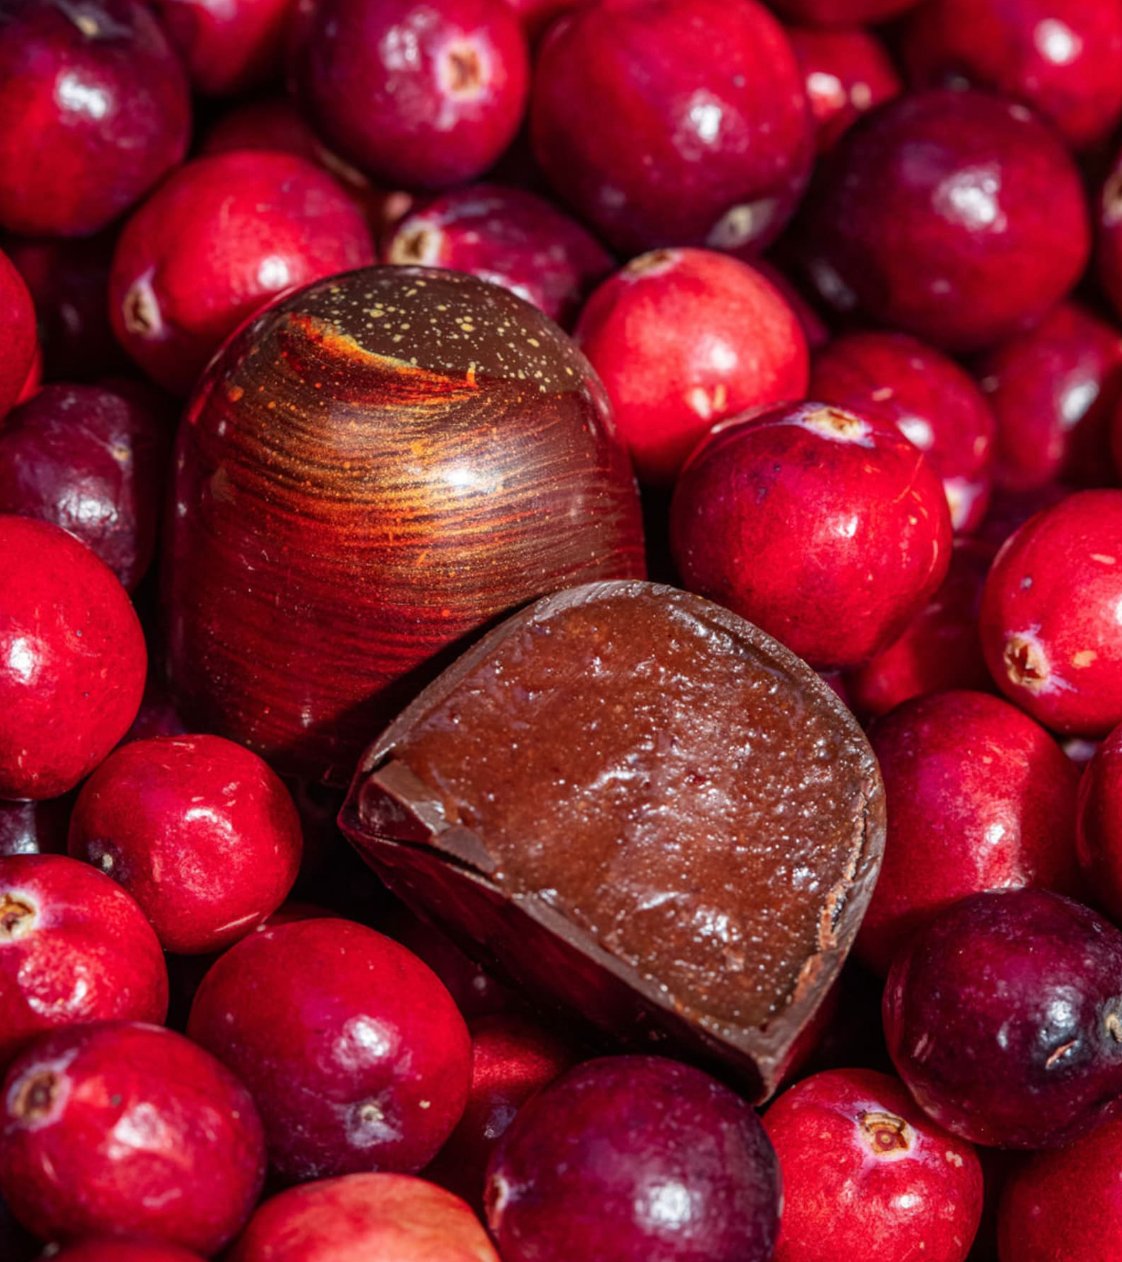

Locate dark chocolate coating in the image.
[340,581,885,1099]
[163,266,645,782]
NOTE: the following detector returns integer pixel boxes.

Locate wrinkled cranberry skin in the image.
[485,1055,780,1262]
[764,1068,983,1262]
[811,331,996,533]
[670,402,953,670]
[0,0,191,238]
[188,917,471,1182]
[1075,723,1122,924]
[530,0,813,257]
[902,0,1122,150]
[290,0,529,191]
[0,517,147,802]
[109,150,374,396]
[149,0,291,95]
[980,489,1122,737]
[855,691,1081,977]
[768,0,921,23]
[799,91,1090,353]
[0,854,167,1068]
[884,888,1122,1149]
[575,249,809,486]
[0,797,71,858]
[51,1243,206,1262]
[0,247,36,425]
[788,26,901,154]
[68,735,303,955]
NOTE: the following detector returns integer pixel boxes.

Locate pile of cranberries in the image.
[4,0,1122,1257]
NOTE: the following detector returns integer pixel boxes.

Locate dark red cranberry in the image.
[902,0,1122,150]
[0,0,191,238]
[575,248,809,485]
[485,1055,780,1262]
[148,0,291,95]
[188,917,472,1181]
[0,247,36,425]
[670,402,953,670]
[121,673,187,745]
[109,150,374,395]
[1075,722,1122,924]
[812,330,996,532]
[855,691,1081,976]
[764,1068,984,1262]
[788,25,901,153]
[884,888,1122,1148]
[980,489,1122,736]
[799,90,1090,352]
[530,0,813,256]
[0,796,71,858]
[51,1243,206,1262]
[975,481,1072,550]
[768,0,921,23]
[68,735,303,954]
[0,517,146,801]
[290,0,529,191]
[383,184,612,330]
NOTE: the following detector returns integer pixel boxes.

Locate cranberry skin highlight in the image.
[0,0,191,238]
[0,1021,265,1252]
[884,888,1122,1149]
[0,247,36,425]
[530,0,813,257]
[799,90,1090,353]
[1075,723,1122,924]
[149,0,291,95]
[980,489,1122,737]
[788,25,901,154]
[670,402,953,670]
[575,248,809,486]
[764,1068,983,1262]
[0,517,147,801]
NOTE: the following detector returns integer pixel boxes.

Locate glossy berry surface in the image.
[575,248,809,485]
[764,1068,983,1262]
[0,1021,265,1252]
[0,247,36,425]
[187,916,472,1182]
[670,401,952,670]
[1076,722,1122,925]
[148,0,291,95]
[0,516,146,801]
[799,90,1090,352]
[788,26,901,154]
[530,0,813,256]
[884,888,1122,1148]
[0,0,191,237]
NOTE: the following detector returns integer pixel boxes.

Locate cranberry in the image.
[109,150,374,396]
[485,1055,779,1262]
[980,489,1122,737]
[811,330,997,532]
[289,0,529,191]
[0,247,36,425]
[530,0,813,256]
[901,0,1122,151]
[227,1173,500,1262]
[0,796,71,858]
[884,888,1122,1148]
[1075,722,1122,923]
[188,917,471,1181]
[799,90,1090,352]
[0,517,146,801]
[51,1244,206,1262]
[670,402,953,670]
[767,0,921,23]
[575,248,809,485]
[755,257,831,351]
[855,690,1081,976]
[975,481,1072,550]
[764,1068,984,1262]
[0,0,191,238]
[788,25,902,153]
[148,0,291,95]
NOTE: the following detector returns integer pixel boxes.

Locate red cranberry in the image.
[227,1173,500,1262]
[855,690,1081,976]
[1075,722,1122,924]
[767,0,921,23]
[670,402,953,670]
[788,25,901,153]
[384,184,612,330]
[109,150,374,396]
[68,735,303,955]
[188,917,471,1182]
[51,1243,206,1262]
[902,0,1122,150]
[289,0,529,191]
[884,888,1122,1148]
[980,489,1122,737]
[575,248,809,485]
[764,1068,983,1262]
[485,1055,779,1262]
[530,0,813,256]
[799,90,1090,352]
[148,0,291,95]
[812,330,997,532]
[0,247,36,425]
[0,517,146,801]
[0,796,71,858]
[0,0,191,238]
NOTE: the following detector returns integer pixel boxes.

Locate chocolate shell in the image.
[340,581,885,1099]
